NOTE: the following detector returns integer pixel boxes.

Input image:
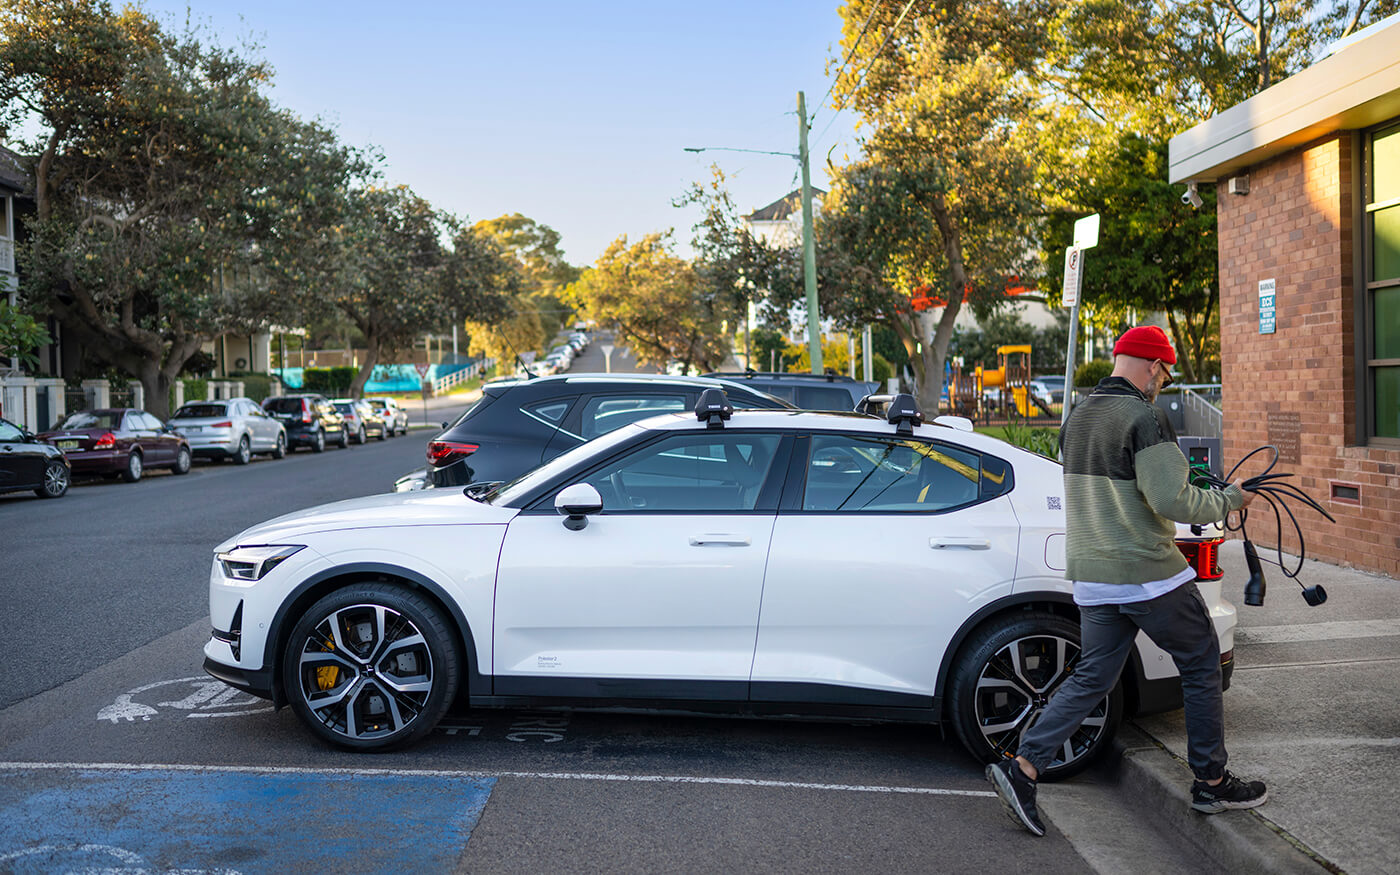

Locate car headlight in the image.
[217,545,305,582]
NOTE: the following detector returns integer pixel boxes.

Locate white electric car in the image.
[204,392,1234,779]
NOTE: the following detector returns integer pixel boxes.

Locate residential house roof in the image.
[744,188,826,223]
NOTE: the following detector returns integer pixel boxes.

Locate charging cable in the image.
[1194,446,1335,607]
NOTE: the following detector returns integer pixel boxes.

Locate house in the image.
[1168,13,1400,576]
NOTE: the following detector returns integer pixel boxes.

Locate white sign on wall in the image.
[1259,278,1276,334]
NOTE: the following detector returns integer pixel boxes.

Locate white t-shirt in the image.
[1073,565,1197,606]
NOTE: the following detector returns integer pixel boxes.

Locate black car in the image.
[0,417,70,499]
[702,371,881,411]
[261,394,348,452]
[421,373,794,489]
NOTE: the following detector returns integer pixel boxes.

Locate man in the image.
[986,325,1265,837]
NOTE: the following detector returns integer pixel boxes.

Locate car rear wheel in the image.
[35,461,69,498]
[233,435,252,465]
[947,611,1122,781]
[121,451,143,483]
[172,446,192,475]
[281,584,460,750]
[270,432,287,459]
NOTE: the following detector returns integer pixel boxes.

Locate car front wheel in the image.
[281,584,460,750]
[947,611,1122,781]
[270,432,287,459]
[35,461,69,498]
[172,446,192,475]
[337,428,350,449]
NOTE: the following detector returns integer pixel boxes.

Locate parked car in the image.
[405,373,794,491]
[261,395,348,453]
[0,417,70,499]
[365,397,410,437]
[1034,375,1067,405]
[204,390,1234,776]
[702,371,881,411]
[168,397,287,464]
[39,408,191,482]
[331,399,385,444]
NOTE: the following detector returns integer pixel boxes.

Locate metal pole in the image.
[798,91,822,374]
[1061,302,1081,429]
[863,325,873,382]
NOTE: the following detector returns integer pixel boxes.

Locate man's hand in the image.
[1232,479,1256,509]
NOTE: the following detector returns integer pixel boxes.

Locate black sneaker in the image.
[1191,770,1268,813]
[986,759,1046,836]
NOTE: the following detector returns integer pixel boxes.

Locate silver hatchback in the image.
[168,397,287,464]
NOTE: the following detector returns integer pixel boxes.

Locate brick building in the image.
[1169,16,1400,576]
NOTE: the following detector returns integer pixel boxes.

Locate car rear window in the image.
[333,402,355,414]
[792,386,859,411]
[264,398,305,414]
[57,411,122,430]
[173,404,227,419]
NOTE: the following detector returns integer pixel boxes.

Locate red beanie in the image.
[1112,325,1176,364]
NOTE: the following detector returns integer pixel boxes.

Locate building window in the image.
[1365,122,1400,443]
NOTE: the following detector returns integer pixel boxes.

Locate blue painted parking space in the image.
[0,766,495,874]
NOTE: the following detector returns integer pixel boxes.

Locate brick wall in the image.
[1218,133,1400,577]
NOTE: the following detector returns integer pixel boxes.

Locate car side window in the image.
[579,394,688,440]
[801,434,985,513]
[0,420,23,442]
[581,432,783,513]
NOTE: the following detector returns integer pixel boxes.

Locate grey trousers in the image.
[1017,582,1228,781]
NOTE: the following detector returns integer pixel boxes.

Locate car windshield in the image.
[57,411,122,430]
[488,422,652,506]
[172,404,227,418]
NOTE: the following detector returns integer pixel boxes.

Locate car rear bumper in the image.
[63,450,124,474]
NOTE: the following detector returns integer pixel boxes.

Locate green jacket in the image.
[1060,377,1244,585]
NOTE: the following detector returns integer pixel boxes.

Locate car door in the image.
[0,419,45,489]
[244,401,275,449]
[125,411,166,466]
[751,432,1020,705]
[493,429,790,699]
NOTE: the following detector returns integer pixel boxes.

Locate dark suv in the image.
[701,371,881,411]
[419,373,793,489]
[262,394,348,453]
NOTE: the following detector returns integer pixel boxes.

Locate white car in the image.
[168,397,287,464]
[203,392,1235,778]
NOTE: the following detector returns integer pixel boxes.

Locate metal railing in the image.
[1180,386,1223,438]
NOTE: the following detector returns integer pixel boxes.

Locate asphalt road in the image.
[0,361,1196,873]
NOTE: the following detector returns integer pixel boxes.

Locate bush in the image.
[232,373,275,402]
[302,366,358,396]
[1074,359,1113,387]
[1000,421,1060,458]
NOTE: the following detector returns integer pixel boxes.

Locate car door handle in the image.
[689,535,752,547]
[930,537,991,550]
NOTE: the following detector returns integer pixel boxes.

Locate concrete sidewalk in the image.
[1062,540,1399,874]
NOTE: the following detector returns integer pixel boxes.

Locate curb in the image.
[1109,723,1337,874]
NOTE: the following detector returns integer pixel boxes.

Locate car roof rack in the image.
[702,370,859,384]
[695,388,733,429]
[884,393,924,435]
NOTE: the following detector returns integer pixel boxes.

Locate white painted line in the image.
[0,761,994,798]
[1236,618,1400,644]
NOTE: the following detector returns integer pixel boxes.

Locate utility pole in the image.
[798,91,822,374]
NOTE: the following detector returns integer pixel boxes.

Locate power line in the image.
[811,0,920,150]
[808,0,886,132]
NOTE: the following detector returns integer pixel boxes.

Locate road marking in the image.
[0,761,995,798]
[1235,618,1400,644]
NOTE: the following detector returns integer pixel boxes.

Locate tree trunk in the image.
[350,333,382,400]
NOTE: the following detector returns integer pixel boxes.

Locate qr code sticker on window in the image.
[1047,496,1063,510]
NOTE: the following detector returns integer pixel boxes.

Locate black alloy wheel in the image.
[172,446,192,475]
[233,435,252,465]
[948,612,1122,781]
[121,451,143,483]
[35,461,69,498]
[281,584,460,750]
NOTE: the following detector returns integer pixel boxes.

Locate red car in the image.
[40,408,192,483]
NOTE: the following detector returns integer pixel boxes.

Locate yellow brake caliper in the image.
[315,637,339,690]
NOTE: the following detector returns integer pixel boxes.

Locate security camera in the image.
[1182,182,1204,209]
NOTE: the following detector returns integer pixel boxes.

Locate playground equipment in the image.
[976,345,1052,418]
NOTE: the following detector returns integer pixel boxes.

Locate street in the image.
[0,431,1209,874]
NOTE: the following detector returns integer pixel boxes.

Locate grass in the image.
[978,421,1061,457]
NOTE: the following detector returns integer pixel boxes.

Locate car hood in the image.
[217,489,518,549]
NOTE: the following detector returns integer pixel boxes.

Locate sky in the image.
[132,0,865,267]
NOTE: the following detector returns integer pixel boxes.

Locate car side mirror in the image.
[441,421,449,429]
[554,482,603,531]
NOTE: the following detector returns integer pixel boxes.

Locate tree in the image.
[1,0,368,416]
[567,233,733,373]
[331,186,515,398]
[0,298,52,372]
[472,213,578,360]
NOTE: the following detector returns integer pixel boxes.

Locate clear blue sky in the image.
[137,0,863,266]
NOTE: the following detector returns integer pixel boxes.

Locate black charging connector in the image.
[1243,540,1266,607]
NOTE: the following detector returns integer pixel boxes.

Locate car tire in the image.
[34,461,69,498]
[355,426,366,445]
[281,583,461,751]
[337,428,350,449]
[376,427,386,441]
[311,430,326,453]
[172,446,192,475]
[121,451,143,483]
[947,611,1122,782]
[233,435,252,465]
[270,432,287,459]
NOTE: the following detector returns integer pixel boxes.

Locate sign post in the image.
[601,344,615,374]
[415,363,431,426]
[1060,214,1100,429]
